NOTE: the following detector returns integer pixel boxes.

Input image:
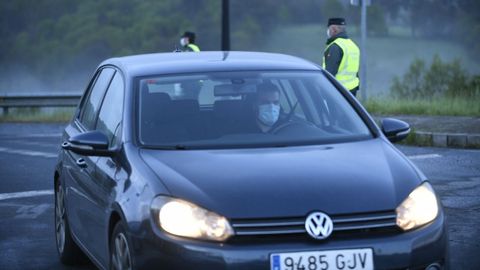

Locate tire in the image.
[55,181,87,265]
[110,222,134,270]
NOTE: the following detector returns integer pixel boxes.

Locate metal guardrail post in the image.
[0,97,5,115]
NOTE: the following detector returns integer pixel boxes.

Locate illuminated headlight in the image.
[396,182,439,231]
[151,196,234,241]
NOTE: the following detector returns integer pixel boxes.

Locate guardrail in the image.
[0,94,82,115]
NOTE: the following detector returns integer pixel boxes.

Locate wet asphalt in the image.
[0,123,479,270]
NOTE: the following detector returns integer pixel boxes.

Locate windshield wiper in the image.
[174,144,188,150]
[148,144,189,150]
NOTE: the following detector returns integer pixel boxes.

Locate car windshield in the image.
[137,71,372,149]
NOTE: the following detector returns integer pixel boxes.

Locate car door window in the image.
[96,72,124,147]
[79,68,115,130]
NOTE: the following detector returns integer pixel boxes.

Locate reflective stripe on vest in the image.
[187,44,200,52]
[322,38,360,91]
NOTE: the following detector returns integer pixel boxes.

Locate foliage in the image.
[366,5,388,36]
[0,108,74,123]
[347,4,388,37]
[0,0,337,92]
[391,55,479,100]
[390,58,426,99]
[1,0,479,94]
[457,0,480,61]
[322,0,345,18]
[375,0,480,60]
[365,97,480,117]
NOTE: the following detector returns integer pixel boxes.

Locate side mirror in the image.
[62,130,114,157]
[381,118,410,143]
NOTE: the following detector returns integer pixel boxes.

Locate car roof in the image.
[101,51,321,77]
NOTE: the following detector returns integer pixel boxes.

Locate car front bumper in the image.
[129,212,448,270]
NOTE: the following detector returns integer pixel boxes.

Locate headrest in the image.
[171,99,199,114]
[213,99,247,117]
[145,92,171,104]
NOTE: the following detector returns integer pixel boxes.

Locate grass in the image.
[1,24,478,121]
[396,127,434,147]
[260,24,479,97]
[1,98,478,124]
[0,108,74,122]
[364,97,480,117]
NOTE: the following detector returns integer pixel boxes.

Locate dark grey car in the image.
[54,52,447,270]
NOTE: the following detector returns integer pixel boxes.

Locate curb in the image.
[404,131,480,149]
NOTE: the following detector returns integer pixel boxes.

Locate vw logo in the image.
[305,212,333,240]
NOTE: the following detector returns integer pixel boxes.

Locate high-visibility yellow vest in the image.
[322,38,360,91]
[187,44,200,52]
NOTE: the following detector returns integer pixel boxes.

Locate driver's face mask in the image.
[257,103,280,126]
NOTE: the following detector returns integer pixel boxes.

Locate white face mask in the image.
[257,104,280,126]
[180,38,187,47]
[327,28,331,38]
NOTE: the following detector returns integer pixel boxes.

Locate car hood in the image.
[140,138,423,219]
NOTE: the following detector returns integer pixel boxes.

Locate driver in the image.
[251,82,282,133]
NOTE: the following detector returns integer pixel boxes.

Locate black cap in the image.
[328,18,346,26]
[181,31,196,42]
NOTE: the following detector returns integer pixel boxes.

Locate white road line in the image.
[27,133,63,138]
[15,203,52,219]
[407,154,442,160]
[0,133,62,138]
[0,146,57,158]
[2,140,58,148]
[0,190,54,201]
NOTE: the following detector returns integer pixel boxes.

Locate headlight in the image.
[396,182,439,231]
[151,196,234,242]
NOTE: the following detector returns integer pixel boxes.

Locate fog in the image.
[1,0,478,97]
[0,65,90,95]
[257,24,480,97]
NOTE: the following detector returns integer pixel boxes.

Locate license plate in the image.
[270,248,374,270]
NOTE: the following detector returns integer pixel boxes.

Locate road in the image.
[0,123,479,270]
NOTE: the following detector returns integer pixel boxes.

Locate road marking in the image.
[27,133,63,138]
[0,190,54,201]
[0,133,62,139]
[1,140,58,148]
[0,146,57,158]
[407,154,442,160]
[15,203,52,219]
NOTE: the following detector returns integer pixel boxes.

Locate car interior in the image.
[138,72,371,147]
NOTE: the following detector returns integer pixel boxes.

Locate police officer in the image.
[323,18,360,97]
[180,31,201,52]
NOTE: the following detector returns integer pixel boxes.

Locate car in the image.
[54,51,448,270]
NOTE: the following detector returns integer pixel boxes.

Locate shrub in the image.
[391,58,426,99]
[390,55,478,100]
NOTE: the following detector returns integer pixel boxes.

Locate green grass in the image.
[398,127,433,146]
[0,108,74,122]
[1,97,477,124]
[364,98,480,117]
[260,24,479,97]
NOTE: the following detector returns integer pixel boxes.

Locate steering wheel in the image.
[269,120,315,135]
[269,102,317,135]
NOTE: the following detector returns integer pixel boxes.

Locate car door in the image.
[62,67,115,261]
[87,71,126,264]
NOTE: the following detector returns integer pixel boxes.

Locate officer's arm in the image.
[324,44,343,76]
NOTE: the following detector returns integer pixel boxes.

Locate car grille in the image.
[230,211,398,238]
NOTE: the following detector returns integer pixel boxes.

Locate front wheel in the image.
[55,181,87,265]
[110,222,134,270]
